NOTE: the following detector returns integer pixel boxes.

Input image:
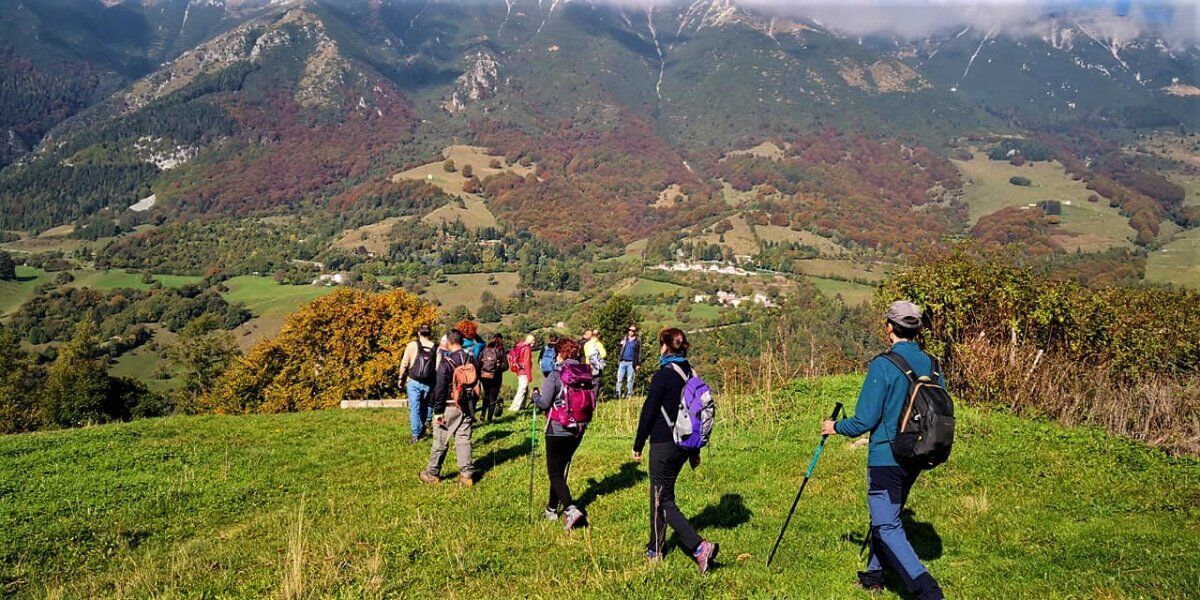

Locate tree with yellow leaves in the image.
[203,289,440,413]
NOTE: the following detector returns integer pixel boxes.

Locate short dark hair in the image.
[887,319,921,341]
[659,327,689,356]
[446,330,464,346]
[547,333,559,343]
[418,324,432,338]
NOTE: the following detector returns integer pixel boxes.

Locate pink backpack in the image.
[550,363,597,431]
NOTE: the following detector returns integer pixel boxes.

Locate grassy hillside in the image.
[2,376,1197,598]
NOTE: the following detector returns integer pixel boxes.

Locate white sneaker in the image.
[543,508,559,521]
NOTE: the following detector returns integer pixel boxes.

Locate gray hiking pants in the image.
[426,405,473,477]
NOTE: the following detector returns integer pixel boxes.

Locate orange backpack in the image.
[449,353,481,408]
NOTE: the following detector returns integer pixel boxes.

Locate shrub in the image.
[1009,176,1032,187]
[204,289,440,413]
[461,164,473,178]
[443,159,456,173]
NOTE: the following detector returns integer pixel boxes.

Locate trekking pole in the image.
[527,407,538,523]
[767,402,844,568]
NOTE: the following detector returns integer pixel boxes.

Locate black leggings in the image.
[545,434,583,511]
[648,441,702,555]
[480,377,502,420]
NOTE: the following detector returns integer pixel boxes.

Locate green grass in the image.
[808,276,877,305]
[1,375,1196,597]
[422,272,520,313]
[65,270,203,291]
[0,266,48,318]
[221,276,336,317]
[616,278,694,298]
[1146,228,1200,289]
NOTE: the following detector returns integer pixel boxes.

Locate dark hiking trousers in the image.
[860,465,944,600]
[480,377,502,420]
[648,441,702,555]
[546,434,583,510]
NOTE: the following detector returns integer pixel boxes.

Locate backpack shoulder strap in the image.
[876,352,917,383]
[668,363,692,383]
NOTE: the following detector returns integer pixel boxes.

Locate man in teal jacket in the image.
[822,300,945,600]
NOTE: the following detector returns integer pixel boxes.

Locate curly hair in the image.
[454,320,478,339]
[554,338,581,361]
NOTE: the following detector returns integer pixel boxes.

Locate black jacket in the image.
[634,360,692,453]
[432,349,479,415]
[618,336,642,365]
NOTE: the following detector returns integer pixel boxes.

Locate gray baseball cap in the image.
[885,300,924,329]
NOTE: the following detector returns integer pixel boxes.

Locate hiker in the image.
[539,333,559,378]
[633,328,719,573]
[420,330,480,487]
[821,301,945,599]
[398,324,438,443]
[615,325,642,398]
[507,333,534,412]
[531,337,596,530]
[479,333,508,421]
[583,329,607,377]
[457,319,485,360]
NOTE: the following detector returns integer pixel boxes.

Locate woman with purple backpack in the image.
[531,338,597,531]
[633,328,719,573]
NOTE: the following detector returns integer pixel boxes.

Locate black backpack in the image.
[410,342,436,383]
[480,346,507,377]
[879,352,955,470]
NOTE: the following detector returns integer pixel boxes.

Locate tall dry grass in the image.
[953,335,1200,454]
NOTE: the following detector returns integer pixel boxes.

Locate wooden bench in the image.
[339,399,408,409]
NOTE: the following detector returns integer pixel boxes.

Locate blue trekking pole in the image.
[767,402,844,568]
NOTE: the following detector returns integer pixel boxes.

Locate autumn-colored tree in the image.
[461,164,473,178]
[204,289,440,413]
[443,159,456,173]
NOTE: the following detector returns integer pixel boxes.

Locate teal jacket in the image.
[835,341,941,467]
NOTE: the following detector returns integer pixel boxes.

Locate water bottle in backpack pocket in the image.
[550,363,597,431]
[661,364,716,450]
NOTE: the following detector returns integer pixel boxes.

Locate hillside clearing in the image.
[790,259,889,283]
[953,153,1135,249]
[420,195,499,229]
[64,270,203,291]
[755,225,849,256]
[0,267,48,318]
[807,276,876,305]
[220,276,335,317]
[420,272,519,313]
[1146,228,1200,289]
[332,217,408,255]
[393,145,533,200]
[1,376,1196,598]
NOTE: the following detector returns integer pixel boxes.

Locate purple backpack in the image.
[661,364,715,450]
[550,363,597,431]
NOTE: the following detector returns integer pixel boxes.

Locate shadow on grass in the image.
[841,509,944,600]
[692,493,752,532]
[473,441,533,482]
[575,462,646,510]
[476,429,513,445]
[659,493,751,572]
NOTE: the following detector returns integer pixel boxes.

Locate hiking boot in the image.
[458,473,474,487]
[543,508,560,521]
[409,435,420,445]
[418,470,439,485]
[693,540,719,574]
[562,506,585,531]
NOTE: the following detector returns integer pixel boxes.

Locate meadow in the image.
[807,276,876,306]
[0,266,47,318]
[1,376,1196,598]
[420,272,520,313]
[953,152,1134,249]
[1146,228,1200,289]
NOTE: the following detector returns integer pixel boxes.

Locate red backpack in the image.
[549,363,597,431]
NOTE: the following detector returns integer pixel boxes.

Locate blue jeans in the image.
[406,379,432,438]
[616,361,636,397]
[863,466,942,599]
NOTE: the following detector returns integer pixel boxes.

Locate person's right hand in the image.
[632,450,643,462]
